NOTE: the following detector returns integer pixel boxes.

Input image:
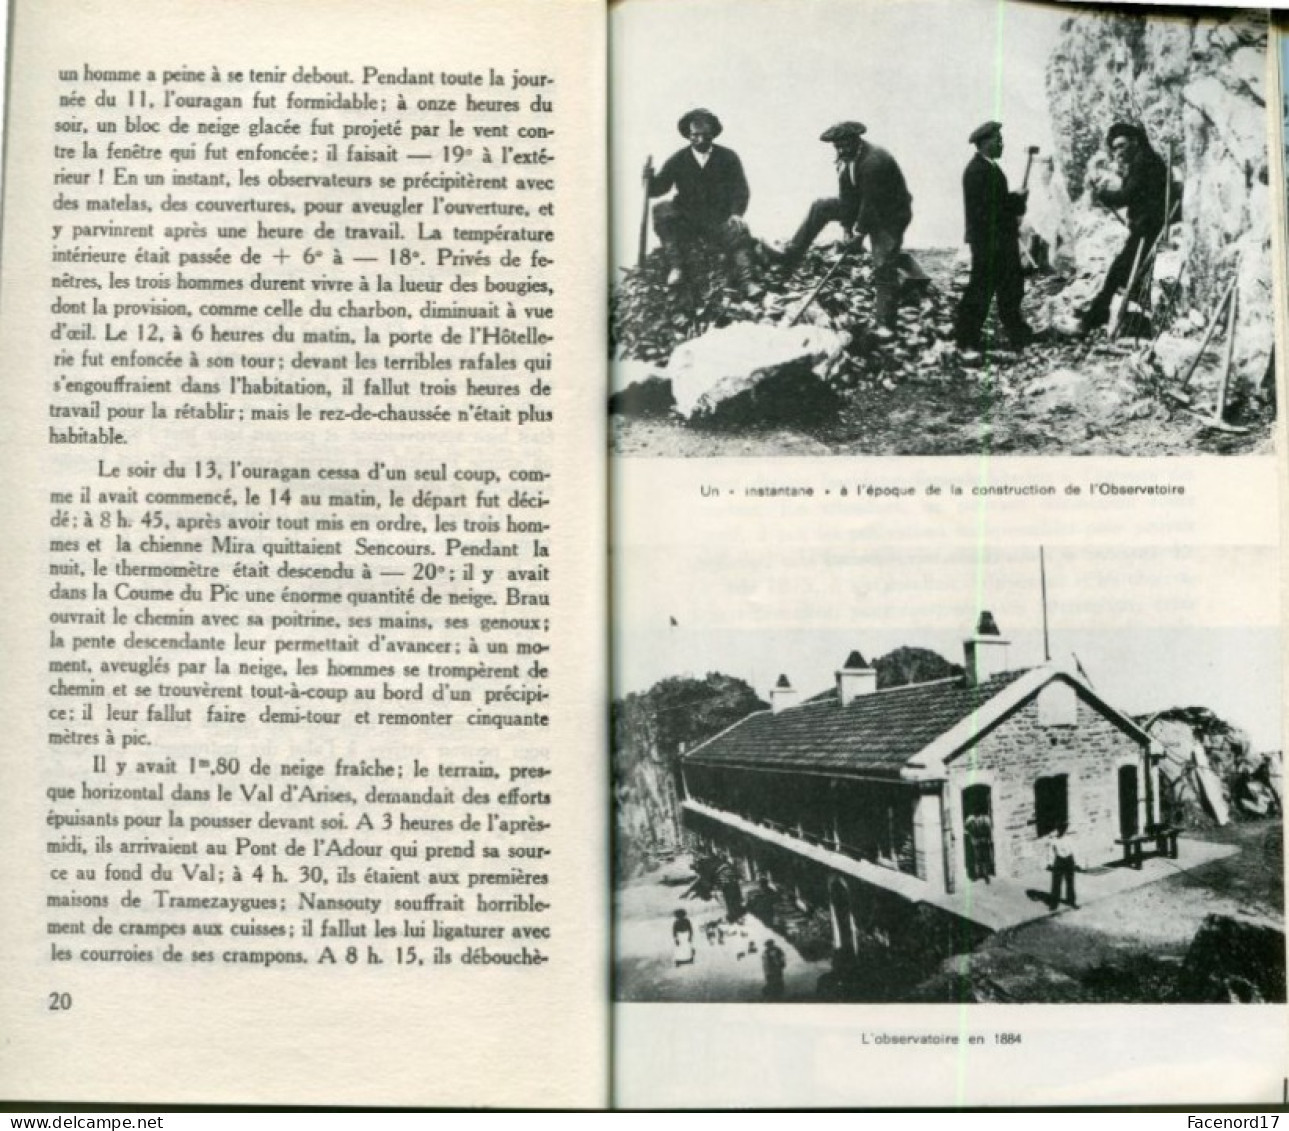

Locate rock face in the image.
[1140,706,1276,827]
[613,674,767,877]
[1046,10,1272,386]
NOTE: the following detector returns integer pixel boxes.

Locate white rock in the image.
[1149,334,1194,380]
[666,323,850,418]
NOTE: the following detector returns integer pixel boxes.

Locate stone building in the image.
[681,615,1159,951]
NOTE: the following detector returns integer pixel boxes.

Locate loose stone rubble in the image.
[608,238,1274,448]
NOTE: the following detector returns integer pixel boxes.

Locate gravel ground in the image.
[610,247,1275,458]
[615,821,1284,1004]
[614,857,831,1003]
[925,820,1285,1002]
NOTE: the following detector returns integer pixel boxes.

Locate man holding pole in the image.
[642,108,754,291]
[1079,122,1173,334]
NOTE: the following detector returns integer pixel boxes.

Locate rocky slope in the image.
[1046,10,1272,389]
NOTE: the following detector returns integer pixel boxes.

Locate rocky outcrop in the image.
[872,646,962,690]
[613,699,682,879]
[1046,10,1271,387]
[1140,706,1279,827]
[613,674,767,877]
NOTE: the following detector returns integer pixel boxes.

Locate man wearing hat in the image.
[954,120,1033,353]
[779,121,913,330]
[643,108,753,289]
[1079,122,1173,333]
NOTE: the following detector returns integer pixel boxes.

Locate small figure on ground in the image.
[779,121,913,331]
[644,108,754,292]
[761,938,787,1000]
[1047,824,1079,910]
[1079,122,1173,334]
[672,908,695,966]
[953,120,1033,353]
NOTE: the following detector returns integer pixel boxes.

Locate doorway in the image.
[961,784,995,881]
[1118,765,1140,839]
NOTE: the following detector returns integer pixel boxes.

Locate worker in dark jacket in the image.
[1079,122,1173,332]
[644,108,753,290]
[954,120,1033,352]
[779,121,913,329]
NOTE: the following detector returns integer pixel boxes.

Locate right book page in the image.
[609,0,1288,1108]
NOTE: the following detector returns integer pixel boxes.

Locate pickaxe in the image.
[1095,200,1128,227]
[788,243,858,327]
[1162,256,1248,432]
[1109,200,1181,342]
[1020,145,1039,192]
[638,156,653,267]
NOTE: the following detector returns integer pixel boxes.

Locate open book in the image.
[0,0,1285,1111]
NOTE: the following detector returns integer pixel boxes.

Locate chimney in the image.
[836,650,877,706]
[963,610,1011,687]
[770,673,800,714]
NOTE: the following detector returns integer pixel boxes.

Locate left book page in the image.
[0,0,607,1108]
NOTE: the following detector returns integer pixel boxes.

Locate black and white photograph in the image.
[609,0,1276,456]
[613,544,1284,1004]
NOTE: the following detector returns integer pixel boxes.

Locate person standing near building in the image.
[779,121,913,332]
[966,811,996,882]
[643,108,754,291]
[1047,825,1079,910]
[672,908,696,966]
[761,938,787,1000]
[953,120,1034,353]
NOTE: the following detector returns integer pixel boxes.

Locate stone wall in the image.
[1046,10,1272,382]
[947,686,1148,881]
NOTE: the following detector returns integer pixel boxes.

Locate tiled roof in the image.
[687,670,1032,777]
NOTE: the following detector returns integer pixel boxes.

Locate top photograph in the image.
[608,0,1277,457]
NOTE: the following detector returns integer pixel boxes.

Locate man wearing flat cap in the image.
[954,120,1033,353]
[779,121,913,330]
[644,108,753,289]
[1079,122,1173,333]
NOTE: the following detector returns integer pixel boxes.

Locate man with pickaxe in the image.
[1079,122,1176,334]
[953,121,1036,353]
[776,121,913,332]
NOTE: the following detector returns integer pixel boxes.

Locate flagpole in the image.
[1040,546,1050,662]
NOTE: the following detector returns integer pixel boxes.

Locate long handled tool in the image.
[1017,148,1040,268]
[1169,262,1240,399]
[1108,240,1146,342]
[787,244,857,327]
[1109,199,1182,342]
[1162,142,1173,250]
[1213,283,1240,426]
[1169,284,1247,433]
[1095,200,1128,228]
[1020,145,1039,192]
[1134,254,1188,366]
[1162,258,1248,432]
[637,157,653,267]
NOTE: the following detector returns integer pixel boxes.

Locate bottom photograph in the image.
[612,545,1284,1005]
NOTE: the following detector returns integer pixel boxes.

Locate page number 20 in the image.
[48,992,72,1011]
